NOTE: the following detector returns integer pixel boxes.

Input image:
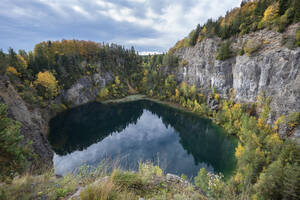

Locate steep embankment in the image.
[0,76,53,168]
[173,24,300,139]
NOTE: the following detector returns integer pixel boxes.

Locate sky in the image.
[0,0,240,53]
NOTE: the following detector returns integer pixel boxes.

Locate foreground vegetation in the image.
[0,162,206,200]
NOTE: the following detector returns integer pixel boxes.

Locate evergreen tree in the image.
[0,104,31,181]
[189,24,201,46]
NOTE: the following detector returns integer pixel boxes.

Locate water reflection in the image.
[49,100,237,178]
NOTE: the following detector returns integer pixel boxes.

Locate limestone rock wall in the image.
[174,25,300,139]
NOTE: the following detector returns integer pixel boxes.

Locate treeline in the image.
[0,40,141,107]
[170,0,300,53]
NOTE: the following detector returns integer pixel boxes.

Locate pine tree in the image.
[189,24,201,46]
[282,163,300,200]
[0,104,31,181]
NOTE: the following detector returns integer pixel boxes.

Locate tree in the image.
[254,160,284,200]
[216,41,232,60]
[282,163,300,200]
[0,104,31,181]
[179,82,188,97]
[294,0,300,22]
[194,168,209,194]
[258,2,279,29]
[189,85,196,98]
[98,87,109,100]
[34,71,59,99]
[189,24,201,46]
[278,0,290,15]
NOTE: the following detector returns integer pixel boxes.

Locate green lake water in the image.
[48,100,237,178]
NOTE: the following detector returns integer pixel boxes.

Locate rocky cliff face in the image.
[59,72,112,107]
[0,76,53,169]
[174,24,300,140]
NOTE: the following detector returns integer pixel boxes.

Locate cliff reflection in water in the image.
[49,100,237,178]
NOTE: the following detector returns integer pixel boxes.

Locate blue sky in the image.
[0,0,240,53]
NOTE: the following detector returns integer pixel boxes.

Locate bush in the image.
[216,42,232,61]
[194,168,209,194]
[179,59,188,67]
[0,104,32,181]
[296,29,300,46]
[258,2,279,29]
[277,8,294,32]
[111,170,145,194]
[281,35,297,49]
[244,39,262,55]
[50,103,67,113]
[97,87,109,100]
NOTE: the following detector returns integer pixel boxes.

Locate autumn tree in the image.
[34,71,59,99]
[258,2,279,29]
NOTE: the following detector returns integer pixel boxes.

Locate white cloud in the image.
[71,5,91,18]
[139,51,162,55]
[127,0,146,3]
[0,0,241,51]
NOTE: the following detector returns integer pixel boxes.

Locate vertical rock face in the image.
[60,72,113,107]
[174,27,300,137]
[0,76,53,170]
[233,48,300,120]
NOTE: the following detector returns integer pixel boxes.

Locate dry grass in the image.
[1,162,207,200]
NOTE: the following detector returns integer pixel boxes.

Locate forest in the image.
[169,0,300,54]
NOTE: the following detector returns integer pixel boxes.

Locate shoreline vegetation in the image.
[102,95,203,117]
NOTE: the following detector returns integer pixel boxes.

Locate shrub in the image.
[194,168,209,194]
[0,104,32,181]
[111,170,145,194]
[6,66,20,76]
[258,2,279,29]
[179,59,188,67]
[244,39,262,55]
[285,112,300,129]
[296,28,300,46]
[194,168,224,198]
[281,35,297,49]
[50,103,67,113]
[277,8,294,32]
[97,87,109,100]
[216,41,232,60]
[139,162,162,178]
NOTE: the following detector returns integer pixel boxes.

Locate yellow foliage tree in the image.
[259,3,279,28]
[175,89,180,100]
[115,76,121,85]
[17,55,27,69]
[179,82,188,97]
[214,93,220,101]
[6,66,20,76]
[34,71,59,99]
[149,89,153,97]
[98,87,109,100]
[235,143,244,159]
